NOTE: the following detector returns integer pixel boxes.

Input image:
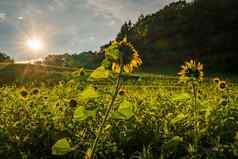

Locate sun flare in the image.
[26,38,43,51]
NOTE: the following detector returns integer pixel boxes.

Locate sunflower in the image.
[131,52,142,68]
[123,64,133,73]
[32,88,40,95]
[69,99,77,107]
[104,37,142,74]
[218,80,226,90]
[19,89,28,100]
[178,59,204,82]
[112,63,121,74]
[119,90,125,96]
[213,77,220,84]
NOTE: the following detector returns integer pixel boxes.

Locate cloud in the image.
[0,13,6,23]
[0,0,186,60]
[86,0,179,23]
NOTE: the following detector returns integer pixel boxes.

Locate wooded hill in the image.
[100,0,238,73]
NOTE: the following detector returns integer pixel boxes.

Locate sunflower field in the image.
[0,38,238,159]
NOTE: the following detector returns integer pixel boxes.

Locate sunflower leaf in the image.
[112,100,134,120]
[52,138,72,156]
[79,85,98,101]
[90,66,110,79]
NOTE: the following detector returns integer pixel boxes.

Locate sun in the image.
[26,37,43,50]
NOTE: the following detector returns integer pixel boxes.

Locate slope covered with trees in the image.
[103,0,238,73]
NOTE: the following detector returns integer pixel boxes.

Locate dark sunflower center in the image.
[33,89,39,95]
[20,91,28,98]
[69,99,77,107]
[186,68,200,78]
[220,83,226,89]
[119,43,134,65]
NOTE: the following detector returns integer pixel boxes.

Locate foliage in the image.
[100,0,238,73]
[52,138,73,155]
[0,64,238,158]
[43,51,102,69]
[0,1,238,158]
[0,52,14,63]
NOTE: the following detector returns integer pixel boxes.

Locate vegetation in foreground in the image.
[0,70,237,159]
[0,38,238,159]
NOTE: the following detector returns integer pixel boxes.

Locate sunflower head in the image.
[119,90,125,96]
[213,77,220,84]
[20,89,28,100]
[218,80,226,90]
[32,88,40,95]
[220,99,228,106]
[69,99,77,107]
[178,59,204,82]
[104,37,142,74]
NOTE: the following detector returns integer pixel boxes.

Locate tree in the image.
[0,52,14,63]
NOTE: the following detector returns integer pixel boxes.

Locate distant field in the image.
[0,63,78,85]
[1,63,238,87]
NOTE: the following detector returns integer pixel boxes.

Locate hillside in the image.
[101,0,238,73]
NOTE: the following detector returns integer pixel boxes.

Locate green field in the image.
[0,63,78,86]
[0,63,237,159]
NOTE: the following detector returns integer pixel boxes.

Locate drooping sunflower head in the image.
[218,80,226,91]
[178,59,204,82]
[104,37,142,74]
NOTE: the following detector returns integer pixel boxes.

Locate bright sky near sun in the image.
[0,0,189,60]
[26,37,43,50]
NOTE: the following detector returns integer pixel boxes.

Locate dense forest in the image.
[105,0,238,73]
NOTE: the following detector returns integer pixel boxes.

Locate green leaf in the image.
[90,66,109,79]
[52,138,72,156]
[111,112,127,120]
[163,136,183,151]
[172,93,190,101]
[80,85,98,100]
[112,100,134,120]
[101,59,112,69]
[170,113,186,125]
[235,132,238,141]
[87,109,97,119]
[104,44,120,61]
[74,107,88,121]
[74,106,97,121]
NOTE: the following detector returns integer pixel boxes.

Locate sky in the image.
[0,0,186,61]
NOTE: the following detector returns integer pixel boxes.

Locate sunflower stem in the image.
[192,81,199,158]
[89,53,124,159]
[89,76,121,159]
